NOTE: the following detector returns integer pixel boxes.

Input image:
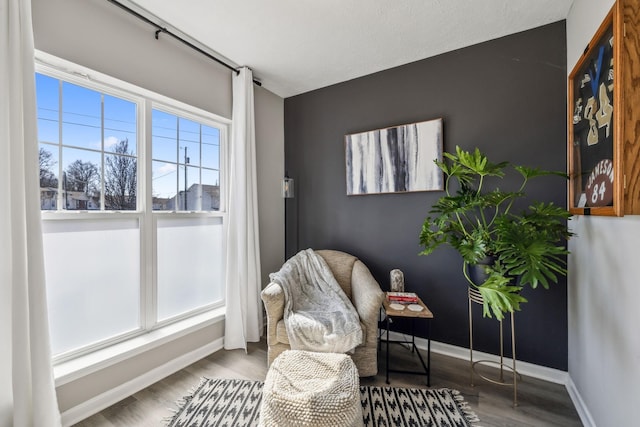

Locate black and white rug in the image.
[165,378,480,427]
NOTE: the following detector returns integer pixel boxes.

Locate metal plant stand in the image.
[468,287,520,406]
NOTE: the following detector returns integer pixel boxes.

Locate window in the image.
[37,74,138,211]
[151,109,221,211]
[36,60,228,360]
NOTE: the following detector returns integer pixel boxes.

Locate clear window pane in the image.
[202,168,220,211]
[104,152,137,210]
[62,147,101,210]
[39,144,59,210]
[152,160,177,210]
[36,74,59,145]
[177,165,200,210]
[156,217,223,321]
[152,110,220,212]
[104,94,137,154]
[201,126,219,169]
[37,75,140,212]
[42,219,141,356]
[62,82,101,150]
[177,165,187,210]
[152,109,177,163]
[179,117,200,167]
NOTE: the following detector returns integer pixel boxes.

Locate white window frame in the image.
[35,51,230,364]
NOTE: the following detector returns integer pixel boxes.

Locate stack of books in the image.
[387,292,418,303]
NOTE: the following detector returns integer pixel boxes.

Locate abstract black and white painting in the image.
[345,118,443,195]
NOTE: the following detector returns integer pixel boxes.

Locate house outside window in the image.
[36,60,228,361]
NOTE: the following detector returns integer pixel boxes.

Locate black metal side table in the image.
[379,294,434,386]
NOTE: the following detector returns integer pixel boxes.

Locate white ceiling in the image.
[127,0,574,98]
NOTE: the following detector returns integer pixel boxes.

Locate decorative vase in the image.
[390,269,404,292]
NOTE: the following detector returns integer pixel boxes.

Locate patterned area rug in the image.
[165,378,480,427]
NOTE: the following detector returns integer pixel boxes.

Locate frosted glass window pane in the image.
[42,219,140,356]
[156,217,223,321]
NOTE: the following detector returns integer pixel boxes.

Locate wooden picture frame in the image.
[568,5,621,216]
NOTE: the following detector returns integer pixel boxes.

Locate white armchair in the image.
[261,250,384,377]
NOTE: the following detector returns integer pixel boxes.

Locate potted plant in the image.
[419,146,572,320]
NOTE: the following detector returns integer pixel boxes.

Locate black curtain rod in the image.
[106,0,262,86]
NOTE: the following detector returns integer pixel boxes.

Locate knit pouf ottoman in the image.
[259,350,363,427]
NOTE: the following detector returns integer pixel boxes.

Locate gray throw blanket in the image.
[269,249,363,354]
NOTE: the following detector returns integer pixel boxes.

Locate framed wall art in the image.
[345,118,443,196]
[568,0,640,216]
[568,6,618,215]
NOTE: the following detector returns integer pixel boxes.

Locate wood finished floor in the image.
[72,339,582,427]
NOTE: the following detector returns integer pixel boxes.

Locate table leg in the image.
[427,319,431,387]
[378,309,381,351]
[386,315,390,384]
[411,318,416,354]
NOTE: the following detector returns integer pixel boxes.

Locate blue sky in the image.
[36,73,220,203]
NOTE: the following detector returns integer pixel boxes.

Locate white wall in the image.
[32,0,233,119]
[254,86,285,286]
[566,2,640,426]
[32,0,284,419]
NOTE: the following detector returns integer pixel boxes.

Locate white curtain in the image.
[224,67,262,350]
[0,0,62,425]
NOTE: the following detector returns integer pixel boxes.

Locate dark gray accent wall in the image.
[284,22,568,370]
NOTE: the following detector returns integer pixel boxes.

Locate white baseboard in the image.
[385,330,568,384]
[565,376,596,427]
[60,337,224,427]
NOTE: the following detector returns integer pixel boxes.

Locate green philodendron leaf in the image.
[455,237,487,264]
[460,227,494,263]
[419,218,446,255]
[495,212,569,289]
[431,195,473,215]
[435,159,451,176]
[455,146,508,177]
[443,161,475,186]
[515,165,569,180]
[442,151,458,162]
[432,215,454,230]
[481,189,522,208]
[515,254,566,289]
[476,275,527,320]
